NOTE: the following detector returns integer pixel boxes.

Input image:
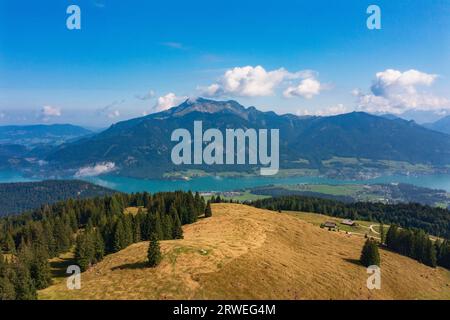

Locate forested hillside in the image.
[0,191,206,299]
[0,180,116,216]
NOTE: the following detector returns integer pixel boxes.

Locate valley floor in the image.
[39,204,450,300]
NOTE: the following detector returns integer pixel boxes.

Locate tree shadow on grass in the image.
[343,258,363,267]
[111,261,149,271]
[50,256,76,278]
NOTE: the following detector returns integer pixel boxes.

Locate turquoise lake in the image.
[1,170,450,193]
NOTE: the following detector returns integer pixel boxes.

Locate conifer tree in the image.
[0,250,5,273]
[75,233,91,271]
[0,273,16,300]
[0,250,15,300]
[12,260,36,300]
[424,238,437,267]
[379,223,385,245]
[385,225,398,249]
[30,245,52,290]
[360,238,381,267]
[205,201,212,218]
[123,215,133,247]
[154,212,164,240]
[163,214,173,240]
[133,215,142,243]
[93,229,105,263]
[113,219,126,252]
[4,233,16,254]
[437,240,450,269]
[172,214,183,239]
[147,233,161,268]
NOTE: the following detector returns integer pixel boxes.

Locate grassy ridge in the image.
[39,204,450,300]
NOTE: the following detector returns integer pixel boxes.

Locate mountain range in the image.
[36,98,450,179]
[0,124,92,146]
[0,180,115,216]
[424,116,450,135]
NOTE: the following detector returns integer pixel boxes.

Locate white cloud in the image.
[354,69,450,114]
[135,90,155,101]
[297,103,348,116]
[75,162,116,177]
[201,65,320,98]
[153,93,187,112]
[284,78,322,99]
[41,105,61,117]
[108,110,120,118]
[97,100,125,118]
[40,106,61,121]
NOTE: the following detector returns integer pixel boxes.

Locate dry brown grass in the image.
[123,206,147,216]
[39,203,450,300]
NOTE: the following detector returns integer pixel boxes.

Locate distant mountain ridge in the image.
[424,116,450,135]
[33,98,450,178]
[0,124,92,146]
[0,180,116,216]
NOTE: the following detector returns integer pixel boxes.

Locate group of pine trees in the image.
[384,225,450,268]
[0,190,207,299]
[359,224,450,270]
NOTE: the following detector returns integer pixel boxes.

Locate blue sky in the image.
[0,0,448,126]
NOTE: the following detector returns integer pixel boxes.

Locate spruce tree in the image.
[4,233,16,254]
[147,233,162,268]
[154,212,164,240]
[385,225,398,250]
[123,215,134,247]
[163,214,173,240]
[113,220,126,252]
[30,246,52,290]
[172,214,183,239]
[205,201,212,218]
[423,238,437,267]
[0,250,15,299]
[93,229,105,263]
[0,274,16,300]
[379,223,385,245]
[0,250,5,273]
[13,260,36,300]
[133,215,142,243]
[360,239,381,267]
[437,241,450,269]
[75,233,90,271]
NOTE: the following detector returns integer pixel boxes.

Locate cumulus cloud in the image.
[200,65,321,98]
[354,69,450,114]
[153,93,187,112]
[75,162,116,177]
[297,103,348,116]
[284,78,322,99]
